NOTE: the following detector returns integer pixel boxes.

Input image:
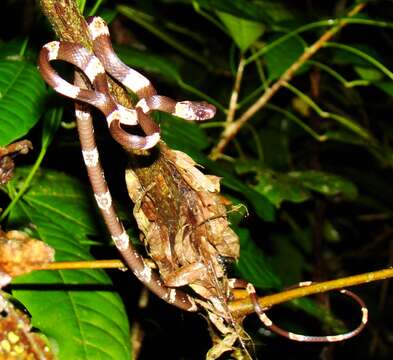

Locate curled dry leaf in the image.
[0,230,55,285]
[126,143,247,356]
[0,140,33,185]
[0,292,54,359]
[206,333,239,360]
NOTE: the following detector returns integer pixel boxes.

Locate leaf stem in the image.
[191,1,229,34]
[265,103,327,141]
[0,109,61,221]
[88,0,104,16]
[117,5,213,70]
[19,37,29,57]
[0,144,47,221]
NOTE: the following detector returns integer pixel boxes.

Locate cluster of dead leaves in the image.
[0,230,54,288]
[126,144,250,358]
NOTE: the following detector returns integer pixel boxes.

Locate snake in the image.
[38,17,216,151]
[38,17,368,342]
[37,16,217,311]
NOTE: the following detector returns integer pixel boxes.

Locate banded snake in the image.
[38,16,368,343]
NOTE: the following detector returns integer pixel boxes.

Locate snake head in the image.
[175,101,216,121]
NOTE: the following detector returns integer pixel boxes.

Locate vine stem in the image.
[229,267,393,318]
[209,2,366,160]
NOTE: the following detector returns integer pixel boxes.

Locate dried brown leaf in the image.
[0,230,55,281]
[206,333,238,360]
[125,143,246,356]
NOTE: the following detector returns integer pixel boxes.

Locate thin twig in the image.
[209,3,366,160]
[31,258,158,272]
[34,259,125,271]
[226,55,245,124]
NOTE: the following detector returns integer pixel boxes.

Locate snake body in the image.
[39,17,215,151]
[88,17,216,122]
[38,17,368,341]
[38,16,209,311]
[233,279,368,342]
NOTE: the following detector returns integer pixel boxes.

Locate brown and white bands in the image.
[37,16,214,311]
[38,17,216,151]
[74,99,197,312]
[230,279,368,342]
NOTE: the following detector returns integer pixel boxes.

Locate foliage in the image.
[0,0,392,358]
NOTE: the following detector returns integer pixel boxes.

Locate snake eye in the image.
[194,103,216,120]
[196,109,207,120]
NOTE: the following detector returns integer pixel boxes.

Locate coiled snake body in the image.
[38,17,216,151]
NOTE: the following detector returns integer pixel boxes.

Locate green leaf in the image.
[9,168,98,236]
[217,12,265,52]
[253,169,357,207]
[0,38,36,61]
[327,42,393,81]
[234,159,266,175]
[254,169,311,207]
[116,45,181,83]
[117,5,211,69]
[331,42,383,67]
[269,233,306,286]
[0,60,46,146]
[288,170,358,200]
[323,220,341,243]
[260,127,290,169]
[323,129,368,146]
[235,228,281,289]
[289,297,347,334]
[159,112,210,152]
[265,34,305,81]
[354,65,384,81]
[375,81,393,97]
[9,168,131,360]
[192,0,294,24]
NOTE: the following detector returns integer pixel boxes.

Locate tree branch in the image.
[209,3,367,160]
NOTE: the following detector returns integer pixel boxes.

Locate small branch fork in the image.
[209,3,367,160]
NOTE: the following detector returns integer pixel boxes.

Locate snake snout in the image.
[194,102,216,121]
